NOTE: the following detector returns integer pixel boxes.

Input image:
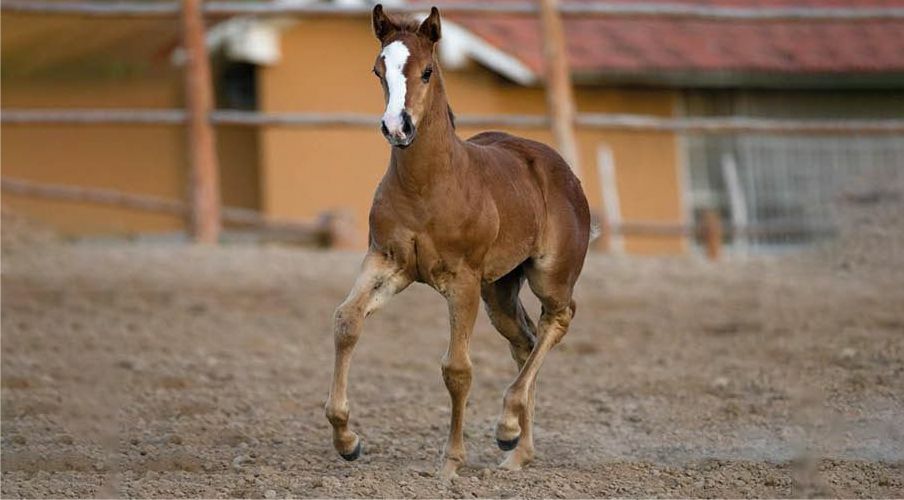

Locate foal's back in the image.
[467,131,588,217]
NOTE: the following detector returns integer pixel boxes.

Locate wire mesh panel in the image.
[685,89,904,253]
[688,133,904,251]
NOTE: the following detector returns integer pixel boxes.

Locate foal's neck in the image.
[390,80,461,189]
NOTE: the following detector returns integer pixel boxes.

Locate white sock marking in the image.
[381,41,410,133]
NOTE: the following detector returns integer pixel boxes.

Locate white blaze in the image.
[380,41,410,134]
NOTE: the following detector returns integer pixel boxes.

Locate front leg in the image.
[325,253,410,460]
[439,271,481,480]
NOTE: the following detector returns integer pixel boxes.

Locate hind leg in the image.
[481,267,538,469]
[495,256,580,469]
[482,267,536,369]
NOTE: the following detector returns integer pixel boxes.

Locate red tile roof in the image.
[423,0,904,79]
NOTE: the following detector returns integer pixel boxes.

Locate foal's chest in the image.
[406,231,481,293]
[371,180,508,288]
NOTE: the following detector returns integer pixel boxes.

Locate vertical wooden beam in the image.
[596,145,622,254]
[181,0,221,243]
[538,0,581,178]
[701,209,723,261]
[721,153,748,252]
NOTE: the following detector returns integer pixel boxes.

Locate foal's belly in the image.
[480,196,542,282]
[481,234,535,283]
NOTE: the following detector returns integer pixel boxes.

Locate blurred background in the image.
[2,0,903,498]
[4,0,902,254]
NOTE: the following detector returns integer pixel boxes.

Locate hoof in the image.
[496,436,519,452]
[439,460,461,482]
[340,440,362,461]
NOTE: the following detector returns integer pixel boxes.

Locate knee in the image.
[557,302,575,327]
[324,400,349,426]
[442,356,472,393]
[333,304,363,348]
[539,305,573,346]
[541,305,572,329]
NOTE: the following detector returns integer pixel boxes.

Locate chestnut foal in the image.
[325,5,591,480]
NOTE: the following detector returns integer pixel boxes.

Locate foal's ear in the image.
[418,7,442,43]
[372,4,398,41]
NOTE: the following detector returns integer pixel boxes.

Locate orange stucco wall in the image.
[1,75,260,236]
[2,77,189,234]
[259,18,684,254]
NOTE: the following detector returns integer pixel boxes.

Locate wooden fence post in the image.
[701,209,723,261]
[182,0,221,243]
[538,0,581,178]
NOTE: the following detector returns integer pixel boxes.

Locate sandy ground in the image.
[1,201,903,498]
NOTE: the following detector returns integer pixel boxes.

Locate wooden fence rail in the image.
[0,177,336,244]
[2,177,833,259]
[5,109,904,135]
[610,219,834,238]
[5,1,904,20]
[1,109,188,125]
[573,114,904,135]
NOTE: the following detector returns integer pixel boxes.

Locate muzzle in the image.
[381,110,416,148]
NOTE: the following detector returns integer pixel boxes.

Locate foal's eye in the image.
[421,67,433,83]
[372,68,381,79]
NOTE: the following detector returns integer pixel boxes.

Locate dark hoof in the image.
[496,436,519,451]
[340,441,362,461]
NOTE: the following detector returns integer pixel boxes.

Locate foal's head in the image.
[371,4,442,148]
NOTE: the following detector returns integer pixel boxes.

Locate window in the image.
[216,61,258,110]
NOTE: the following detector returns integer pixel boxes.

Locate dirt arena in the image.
[2,198,903,498]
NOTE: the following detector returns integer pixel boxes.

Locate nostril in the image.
[380,121,390,136]
[402,116,412,136]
